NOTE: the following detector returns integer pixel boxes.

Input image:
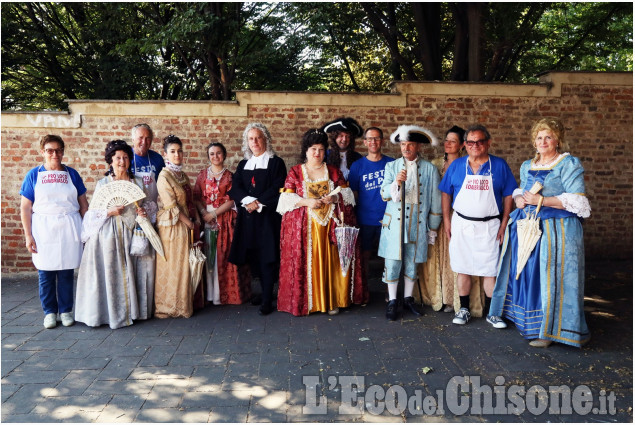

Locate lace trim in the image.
[306,212,313,313]
[530,152,570,170]
[556,193,591,218]
[390,180,401,203]
[142,200,158,224]
[81,209,108,243]
[157,205,181,226]
[512,188,524,199]
[340,187,356,207]
[276,192,303,215]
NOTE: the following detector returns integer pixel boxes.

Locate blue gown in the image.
[490,154,590,347]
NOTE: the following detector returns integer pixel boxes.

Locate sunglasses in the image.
[465,139,488,146]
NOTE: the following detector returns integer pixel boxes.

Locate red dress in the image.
[193,168,250,304]
[277,164,368,316]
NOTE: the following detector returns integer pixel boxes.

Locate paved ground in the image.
[1,259,632,423]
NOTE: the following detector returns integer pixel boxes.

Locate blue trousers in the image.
[38,269,74,315]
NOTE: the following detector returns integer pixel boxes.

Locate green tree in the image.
[1,3,158,110]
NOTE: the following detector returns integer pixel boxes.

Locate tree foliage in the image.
[1,2,632,110]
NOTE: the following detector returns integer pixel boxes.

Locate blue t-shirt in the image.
[348,155,395,226]
[438,154,517,214]
[132,150,165,179]
[20,165,87,203]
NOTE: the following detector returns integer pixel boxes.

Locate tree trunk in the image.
[412,3,442,80]
[467,3,482,81]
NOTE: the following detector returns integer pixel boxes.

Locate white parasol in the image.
[189,229,206,293]
[134,202,165,260]
[334,212,359,277]
[515,182,544,279]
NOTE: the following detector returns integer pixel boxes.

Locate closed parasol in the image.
[515,182,544,279]
[334,212,359,277]
[134,202,165,260]
[189,229,206,293]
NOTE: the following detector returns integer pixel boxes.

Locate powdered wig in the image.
[530,118,568,153]
[241,123,276,159]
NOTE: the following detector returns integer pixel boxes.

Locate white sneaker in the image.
[452,308,471,325]
[60,312,74,327]
[43,313,57,329]
[486,315,507,329]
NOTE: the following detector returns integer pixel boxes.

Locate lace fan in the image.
[89,180,146,210]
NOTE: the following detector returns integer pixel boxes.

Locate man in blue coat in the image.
[378,125,442,321]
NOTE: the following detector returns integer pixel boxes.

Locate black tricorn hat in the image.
[321,117,363,139]
[390,125,439,146]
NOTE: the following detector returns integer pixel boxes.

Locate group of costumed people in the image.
[20,116,590,349]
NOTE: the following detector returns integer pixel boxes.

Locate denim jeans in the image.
[38,269,74,314]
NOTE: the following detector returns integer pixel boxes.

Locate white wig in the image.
[390,125,439,146]
[241,122,277,159]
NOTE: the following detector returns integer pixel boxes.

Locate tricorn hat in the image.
[321,117,363,139]
[390,125,439,146]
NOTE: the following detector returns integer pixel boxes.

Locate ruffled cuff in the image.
[81,209,108,243]
[390,181,401,203]
[157,205,181,227]
[276,192,302,215]
[142,200,158,224]
[556,193,591,218]
[512,188,524,199]
[340,187,356,207]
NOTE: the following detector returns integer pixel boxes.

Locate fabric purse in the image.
[130,225,150,256]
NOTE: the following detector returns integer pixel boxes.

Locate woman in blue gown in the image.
[490,118,591,348]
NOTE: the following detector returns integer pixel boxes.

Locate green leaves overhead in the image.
[2,2,632,110]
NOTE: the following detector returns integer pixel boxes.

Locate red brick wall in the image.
[1,74,632,274]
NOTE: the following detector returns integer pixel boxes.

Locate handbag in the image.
[130,225,150,256]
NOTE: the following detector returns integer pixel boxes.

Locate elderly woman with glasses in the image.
[20,135,88,329]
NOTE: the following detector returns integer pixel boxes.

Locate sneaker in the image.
[43,313,57,329]
[452,308,471,325]
[486,315,507,329]
[60,312,74,327]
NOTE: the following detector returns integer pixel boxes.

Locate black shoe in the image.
[251,294,262,306]
[386,299,398,321]
[258,303,273,316]
[403,297,422,317]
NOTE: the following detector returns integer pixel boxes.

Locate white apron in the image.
[133,155,159,202]
[31,166,83,271]
[449,157,500,277]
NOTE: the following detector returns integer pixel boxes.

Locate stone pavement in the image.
[1,260,632,423]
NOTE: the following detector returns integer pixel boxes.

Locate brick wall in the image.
[1,72,632,274]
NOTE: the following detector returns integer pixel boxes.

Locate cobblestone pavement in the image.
[1,260,632,423]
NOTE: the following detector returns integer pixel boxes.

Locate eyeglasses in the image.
[44,148,64,155]
[465,139,488,146]
[365,137,382,142]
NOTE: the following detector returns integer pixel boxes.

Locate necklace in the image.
[309,162,324,170]
[537,153,559,166]
[209,166,226,176]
